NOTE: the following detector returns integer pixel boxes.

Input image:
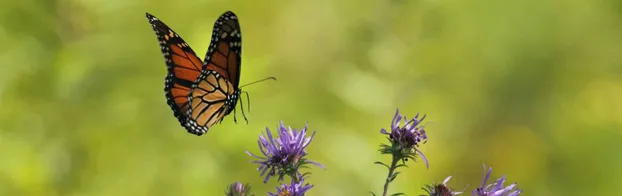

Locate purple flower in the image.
[225,182,254,196]
[246,121,325,183]
[472,164,522,196]
[380,108,429,168]
[268,177,314,196]
[422,176,464,196]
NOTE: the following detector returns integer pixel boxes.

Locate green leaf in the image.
[378,144,394,155]
[300,172,312,179]
[395,163,409,169]
[389,172,401,182]
[369,191,377,196]
[374,161,390,169]
[390,193,405,196]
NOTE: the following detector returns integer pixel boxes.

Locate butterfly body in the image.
[146,11,244,136]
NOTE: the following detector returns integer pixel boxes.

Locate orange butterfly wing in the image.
[185,11,243,135]
[146,13,204,132]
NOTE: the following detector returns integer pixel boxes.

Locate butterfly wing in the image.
[185,11,243,135]
[146,13,204,132]
[202,11,242,88]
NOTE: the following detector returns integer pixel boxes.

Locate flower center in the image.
[436,184,452,196]
[277,190,292,196]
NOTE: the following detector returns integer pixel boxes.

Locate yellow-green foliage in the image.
[0,0,620,195]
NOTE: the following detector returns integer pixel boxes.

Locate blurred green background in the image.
[1,0,621,195]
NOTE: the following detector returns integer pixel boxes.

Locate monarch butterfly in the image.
[146,11,273,136]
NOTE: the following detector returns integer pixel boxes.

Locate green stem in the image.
[382,154,400,196]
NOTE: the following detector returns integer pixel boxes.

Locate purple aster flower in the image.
[379,108,429,168]
[246,121,325,183]
[268,177,314,196]
[472,164,522,196]
[224,182,254,196]
[374,109,431,196]
[421,176,464,196]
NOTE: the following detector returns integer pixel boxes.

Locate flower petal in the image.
[481,164,492,188]
[507,189,522,196]
[493,175,507,192]
[306,160,326,170]
[443,176,453,185]
[415,148,429,169]
[245,150,266,159]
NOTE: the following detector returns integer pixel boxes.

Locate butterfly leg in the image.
[233,106,238,124]
[243,91,251,113]
[242,110,248,124]
[240,101,248,125]
[238,94,249,124]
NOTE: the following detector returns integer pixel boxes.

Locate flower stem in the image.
[292,173,300,184]
[382,155,400,196]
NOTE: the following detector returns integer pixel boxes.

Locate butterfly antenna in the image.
[239,77,276,88]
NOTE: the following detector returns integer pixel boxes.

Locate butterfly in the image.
[146,11,270,136]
